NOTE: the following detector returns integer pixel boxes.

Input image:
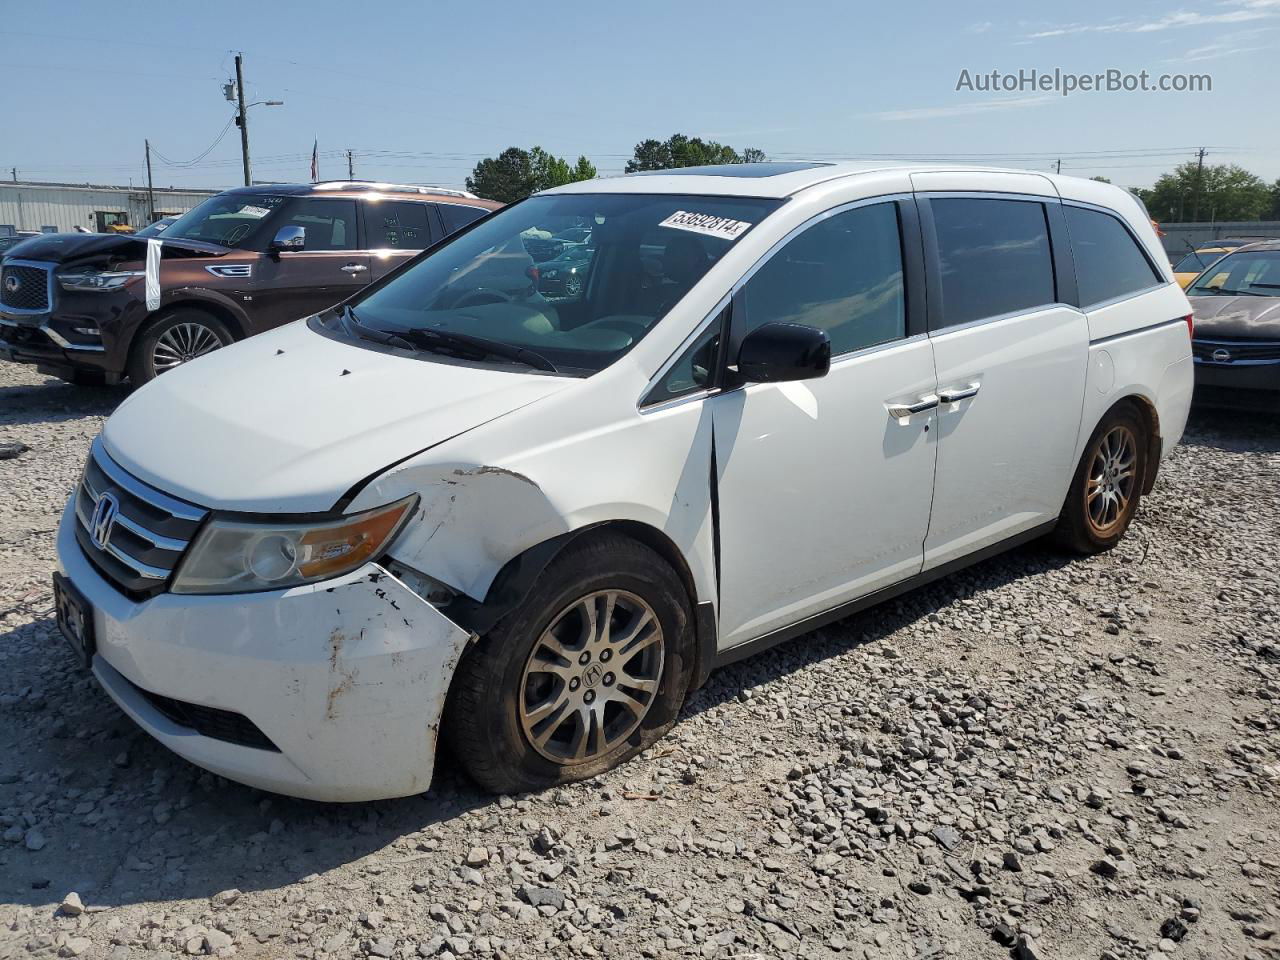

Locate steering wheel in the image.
[452,287,513,308]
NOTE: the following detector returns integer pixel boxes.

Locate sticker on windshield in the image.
[658,210,753,241]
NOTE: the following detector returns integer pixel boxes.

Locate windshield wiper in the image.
[338,304,416,350]
[337,305,557,373]
[1209,287,1267,297]
[394,326,558,373]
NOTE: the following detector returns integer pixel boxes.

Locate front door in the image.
[711,199,939,648]
[250,197,370,330]
[917,192,1089,569]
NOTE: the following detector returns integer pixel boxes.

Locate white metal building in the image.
[0,181,218,235]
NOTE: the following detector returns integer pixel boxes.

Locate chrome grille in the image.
[1193,337,1280,364]
[74,437,207,595]
[1,261,52,312]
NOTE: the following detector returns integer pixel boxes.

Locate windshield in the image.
[1173,251,1221,273]
[134,217,175,238]
[344,192,782,375]
[1188,250,1280,297]
[158,194,286,249]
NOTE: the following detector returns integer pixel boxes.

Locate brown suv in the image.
[0,181,499,384]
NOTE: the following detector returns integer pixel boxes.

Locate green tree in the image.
[465,147,533,204]
[1142,162,1271,222]
[624,134,764,173]
[571,155,598,182]
[1089,176,1112,184]
[467,146,596,203]
[1269,179,1280,220]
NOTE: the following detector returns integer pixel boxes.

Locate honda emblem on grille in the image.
[2,274,19,294]
[90,492,120,549]
[1211,348,1232,363]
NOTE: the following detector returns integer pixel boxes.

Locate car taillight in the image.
[525,265,539,283]
[1183,313,1194,340]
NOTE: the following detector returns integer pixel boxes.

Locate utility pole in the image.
[144,139,156,224]
[1191,147,1206,222]
[9,167,15,183]
[235,52,251,186]
[1055,158,1062,175]
[347,150,354,178]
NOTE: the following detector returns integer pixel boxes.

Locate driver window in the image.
[739,202,906,356]
[276,199,358,251]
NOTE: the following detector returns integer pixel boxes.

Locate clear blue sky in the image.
[4,0,1276,191]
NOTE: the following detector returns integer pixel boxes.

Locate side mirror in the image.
[737,322,831,383]
[270,225,306,252]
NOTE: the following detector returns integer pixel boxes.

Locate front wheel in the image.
[1053,404,1148,553]
[127,310,233,384]
[444,533,694,794]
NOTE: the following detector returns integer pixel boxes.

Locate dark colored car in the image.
[1187,240,1280,410]
[0,181,499,384]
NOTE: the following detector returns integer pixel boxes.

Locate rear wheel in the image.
[1053,405,1148,553]
[127,309,233,384]
[444,533,694,794]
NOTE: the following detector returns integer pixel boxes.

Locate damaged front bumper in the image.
[56,498,473,802]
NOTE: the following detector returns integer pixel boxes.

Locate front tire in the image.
[1053,404,1148,554]
[127,309,233,384]
[444,533,694,794]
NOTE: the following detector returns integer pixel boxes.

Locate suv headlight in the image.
[57,269,145,292]
[171,495,418,595]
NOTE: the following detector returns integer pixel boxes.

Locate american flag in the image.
[310,139,318,182]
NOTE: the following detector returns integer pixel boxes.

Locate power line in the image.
[150,115,237,167]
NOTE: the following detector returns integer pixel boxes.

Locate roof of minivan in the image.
[542,161,1104,200]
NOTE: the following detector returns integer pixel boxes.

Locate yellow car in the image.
[1172,246,1234,289]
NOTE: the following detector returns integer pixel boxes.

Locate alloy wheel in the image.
[1086,424,1138,534]
[152,322,224,373]
[518,589,664,764]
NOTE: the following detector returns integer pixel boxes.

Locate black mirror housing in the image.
[737,322,831,383]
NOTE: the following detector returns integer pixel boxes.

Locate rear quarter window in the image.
[439,204,490,234]
[1065,205,1162,308]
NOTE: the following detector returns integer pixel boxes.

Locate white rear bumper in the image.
[56,497,472,802]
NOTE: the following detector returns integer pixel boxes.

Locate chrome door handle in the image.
[938,382,980,403]
[886,394,939,418]
[341,264,368,274]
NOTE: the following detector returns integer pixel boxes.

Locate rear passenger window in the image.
[930,198,1055,327]
[1064,205,1162,307]
[439,204,489,234]
[738,201,906,356]
[367,201,435,249]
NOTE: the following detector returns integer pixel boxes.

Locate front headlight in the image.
[57,269,145,292]
[171,495,418,595]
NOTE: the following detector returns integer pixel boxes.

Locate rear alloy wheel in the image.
[445,533,694,794]
[1085,424,1138,536]
[1053,404,1149,553]
[128,310,233,384]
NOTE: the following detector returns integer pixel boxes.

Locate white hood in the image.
[102,320,568,512]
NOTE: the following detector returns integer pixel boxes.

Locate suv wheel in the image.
[128,309,233,384]
[1053,404,1148,553]
[445,533,694,794]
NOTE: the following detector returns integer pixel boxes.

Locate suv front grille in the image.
[1193,337,1280,364]
[0,262,52,312]
[74,437,207,596]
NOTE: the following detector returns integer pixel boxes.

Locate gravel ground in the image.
[1,360,1277,960]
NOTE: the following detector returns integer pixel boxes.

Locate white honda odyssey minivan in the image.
[54,162,1194,800]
